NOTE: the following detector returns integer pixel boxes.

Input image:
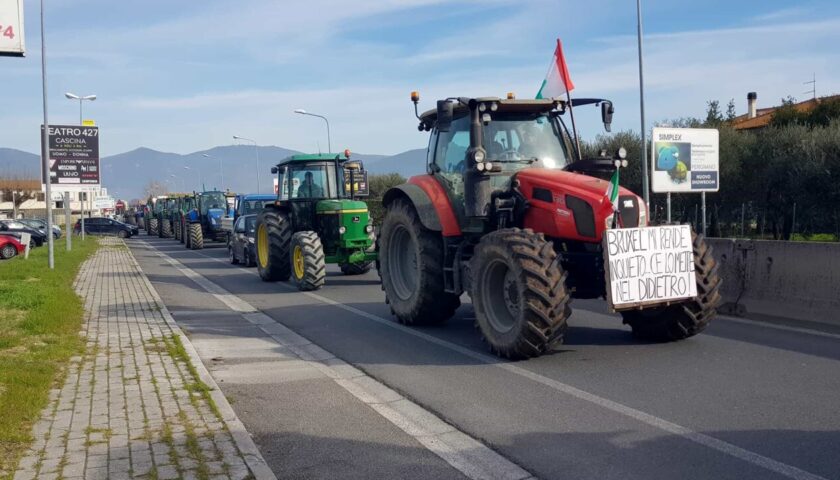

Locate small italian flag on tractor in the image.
[605,169,620,213]
[536,39,575,99]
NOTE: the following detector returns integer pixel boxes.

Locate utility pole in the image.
[40,0,55,269]
[636,0,650,209]
[65,192,71,250]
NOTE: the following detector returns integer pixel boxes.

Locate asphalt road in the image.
[130,235,840,480]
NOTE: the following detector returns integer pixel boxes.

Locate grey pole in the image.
[65,191,71,250]
[40,0,55,269]
[636,0,650,209]
[294,110,331,153]
[666,192,671,224]
[701,192,707,235]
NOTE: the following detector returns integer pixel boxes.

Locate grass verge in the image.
[0,237,99,477]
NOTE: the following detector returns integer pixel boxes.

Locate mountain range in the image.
[0,145,425,200]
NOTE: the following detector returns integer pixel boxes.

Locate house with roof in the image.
[731,92,840,130]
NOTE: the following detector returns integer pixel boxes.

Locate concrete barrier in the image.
[706,238,840,325]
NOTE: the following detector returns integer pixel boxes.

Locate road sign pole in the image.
[701,192,707,235]
[65,191,71,250]
[80,191,86,240]
[39,0,54,269]
[666,193,671,224]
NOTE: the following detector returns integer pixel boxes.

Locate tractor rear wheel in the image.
[189,223,204,250]
[174,219,181,241]
[148,218,158,236]
[379,200,460,325]
[161,220,172,238]
[340,261,372,275]
[621,232,722,341]
[470,228,571,359]
[255,209,292,282]
[290,231,326,291]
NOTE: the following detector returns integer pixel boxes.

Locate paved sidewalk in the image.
[14,238,272,480]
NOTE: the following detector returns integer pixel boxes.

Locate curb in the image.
[124,239,277,480]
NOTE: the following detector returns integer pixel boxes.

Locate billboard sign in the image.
[0,0,25,57]
[41,125,100,191]
[651,128,719,193]
[343,168,369,196]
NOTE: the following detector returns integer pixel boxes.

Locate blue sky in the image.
[2,0,839,157]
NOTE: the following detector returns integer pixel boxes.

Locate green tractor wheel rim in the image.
[257,223,269,268]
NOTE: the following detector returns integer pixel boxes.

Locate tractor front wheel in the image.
[621,232,721,341]
[340,261,372,275]
[174,219,181,241]
[255,209,292,282]
[188,223,204,250]
[470,228,571,359]
[148,218,158,236]
[161,220,172,238]
[379,200,460,325]
[290,231,326,291]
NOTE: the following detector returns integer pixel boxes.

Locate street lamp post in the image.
[183,165,201,191]
[65,92,96,242]
[294,109,331,153]
[636,0,650,209]
[39,0,56,268]
[232,136,260,193]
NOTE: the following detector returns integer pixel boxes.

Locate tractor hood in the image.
[517,168,636,205]
[207,208,225,228]
[316,199,368,213]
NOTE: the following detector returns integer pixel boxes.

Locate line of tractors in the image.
[126,91,721,360]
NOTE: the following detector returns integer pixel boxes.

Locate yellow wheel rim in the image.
[257,223,269,268]
[293,245,304,279]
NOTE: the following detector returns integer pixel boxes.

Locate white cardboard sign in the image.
[604,225,697,309]
[651,127,719,193]
[0,0,25,57]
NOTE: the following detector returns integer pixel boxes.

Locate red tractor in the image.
[377,93,721,359]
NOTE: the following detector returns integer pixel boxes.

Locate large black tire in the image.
[174,219,181,241]
[470,228,571,359]
[117,230,128,239]
[189,223,204,250]
[255,209,292,282]
[148,218,158,236]
[621,232,722,341]
[180,218,187,245]
[160,220,172,238]
[290,231,326,291]
[340,261,372,275]
[378,200,460,325]
[228,244,239,265]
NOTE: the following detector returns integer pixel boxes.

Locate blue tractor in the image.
[221,193,276,235]
[185,190,232,250]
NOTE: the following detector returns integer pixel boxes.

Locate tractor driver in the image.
[297,171,324,198]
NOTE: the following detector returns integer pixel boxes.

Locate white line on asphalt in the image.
[140,239,830,480]
[719,315,840,341]
[136,240,534,480]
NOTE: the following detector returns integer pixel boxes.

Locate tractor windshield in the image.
[241,200,270,215]
[482,114,568,170]
[279,163,339,200]
[200,192,227,214]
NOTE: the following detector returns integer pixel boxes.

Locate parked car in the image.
[0,220,47,247]
[18,218,62,239]
[0,235,26,259]
[228,214,257,267]
[74,217,139,238]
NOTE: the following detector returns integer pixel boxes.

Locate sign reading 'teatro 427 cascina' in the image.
[603,225,697,310]
[40,125,101,190]
[0,0,25,57]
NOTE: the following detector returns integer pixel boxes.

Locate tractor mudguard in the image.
[383,180,461,237]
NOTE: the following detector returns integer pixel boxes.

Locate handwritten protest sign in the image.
[603,225,696,310]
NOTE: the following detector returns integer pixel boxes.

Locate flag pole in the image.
[565,92,582,161]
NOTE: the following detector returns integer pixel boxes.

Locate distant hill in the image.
[0,145,427,199]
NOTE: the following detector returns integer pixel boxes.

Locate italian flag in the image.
[605,169,620,212]
[536,39,575,99]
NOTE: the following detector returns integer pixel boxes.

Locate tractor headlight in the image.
[339,226,346,235]
[605,213,615,230]
[365,224,373,233]
[638,200,648,227]
[247,236,255,244]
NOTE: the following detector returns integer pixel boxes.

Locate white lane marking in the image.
[138,239,830,480]
[136,240,534,480]
[719,315,840,341]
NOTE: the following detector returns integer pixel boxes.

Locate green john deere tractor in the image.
[255,151,377,291]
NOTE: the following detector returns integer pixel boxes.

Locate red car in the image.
[0,235,25,260]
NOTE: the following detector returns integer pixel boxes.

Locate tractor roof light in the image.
[411,91,420,103]
[490,102,498,112]
[506,92,516,100]
[473,148,486,163]
[476,162,485,172]
[479,103,487,112]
